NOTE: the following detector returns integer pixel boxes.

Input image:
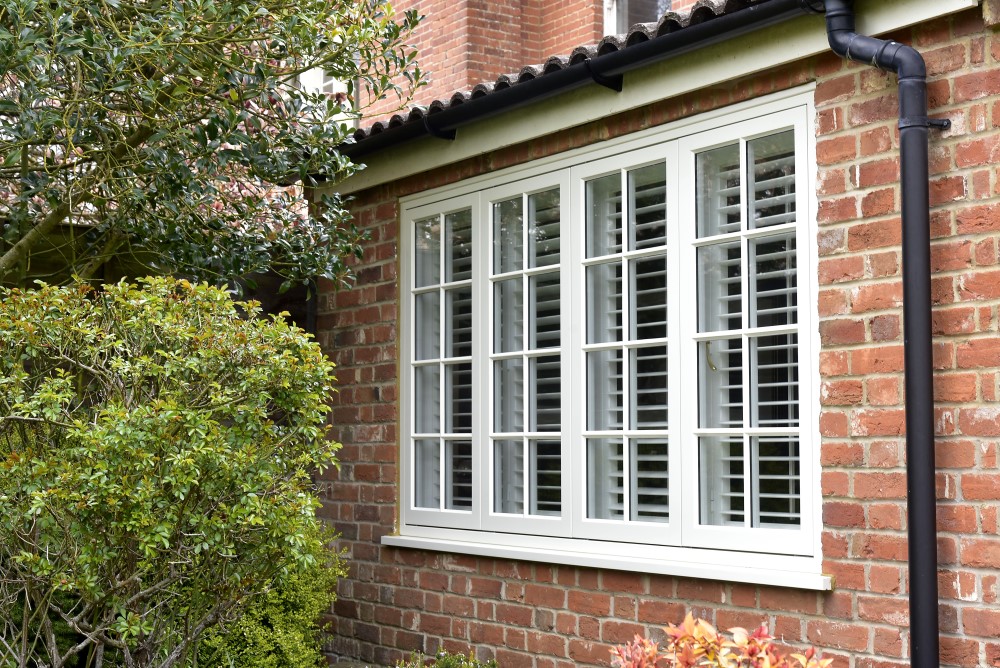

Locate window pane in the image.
[414,365,441,433]
[445,440,473,509]
[752,234,797,328]
[531,440,562,516]
[445,362,473,433]
[414,439,440,509]
[446,287,473,358]
[632,439,669,522]
[530,355,561,432]
[630,163,667,250]
[756,436,801,527]
[494,358,524,433]
[699,435,745,526]
[749,130,796,230]
[445,209,473,282]
[529,189,560,268]
[697,143,741,238]
[631,346,667,430]
[494,197,523,273]
[698,240,742,333]
[753,333,799,427]
[588,438,624,520]
[414,292,440,360]
[415,216,440,287]
[494,278,523,354]
[624,0,669,27]
[699,339,743,428]
[530,273,561,349]
[586,173,623,258]
[587,262,623,344]
[588,349,623,430]
[493,439,524,514]
[632,255,667,340]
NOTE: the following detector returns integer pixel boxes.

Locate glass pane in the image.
[445,209,473,282]
[446,287,473,358]
[632,439,669,522]
[586,262,623,344]
[414,292,440,360]
[631,346,667,430]
[529,189,560,268]
[494,439,524,514]
[494,197,523,274]
[494,278,523,354]
[697,143,741,238]
[445,440,473,509]
[630,163,667,250]
[494,357,524,433]
[699,435,745,526]
[415,216,440,287]
[753,333,799,427]
[530,273,561,349]
[752,235,797,328]
[699,339,743,428]
[531,440,562,516]
[632,255,667,340]
[698,240,742,333]
[587,438,624,520]
[586,173,623,258]
[756,436,801,527]
[530,355,561,432]
[445,362,473,433]
[749,130,796,230]
[414,365,441,433]
[414,439,440,509]
[587,349,623,431]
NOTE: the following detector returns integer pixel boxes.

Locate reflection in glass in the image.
[588,349,623,431]
[415,216,440,287]
[530,356,561,432]
[699,435,745,526]
[531,440,562,516]
[494,358,524,433]
[494,197,523,274]
[414,292,440,360]
[632,439,669,522]
[445,209,473,282]
[530,273,561,349]
[631,346,667,430]
[414,365,441,433]
[698,241,742,333]
[494,278,523,354]
[493,439,523,514]
[752,235,797,328]
[629,163,667,250]
[632,255,667,340]
[445,440,473,509]
[753,333,799,427]
[586,262,623,344]
[445,362,473,433]
[529,189,561,268]
[586,173,623,258]
[414,439,440,508]
[756,436,801,527]
[446,287,473,357]
[696,142,741,238]
[588,438,625,520]
[749,130,796,230]
[699,339,743,428]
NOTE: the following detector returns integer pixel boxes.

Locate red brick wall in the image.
[319,8,1000,668]
[361,0,603,122]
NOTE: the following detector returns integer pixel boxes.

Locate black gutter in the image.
[343,0,825,159]
[823,1,942,666]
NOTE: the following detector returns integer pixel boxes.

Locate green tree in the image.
[0,278,341,668]
[0,0,420,287]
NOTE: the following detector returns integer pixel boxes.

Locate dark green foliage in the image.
[0,278,341,668]
[396,651,500,668]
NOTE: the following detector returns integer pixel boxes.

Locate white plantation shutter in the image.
[694,129,803,531]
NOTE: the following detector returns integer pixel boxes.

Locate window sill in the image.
[381,532,832,591]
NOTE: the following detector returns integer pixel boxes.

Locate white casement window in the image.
[393,90,827,588]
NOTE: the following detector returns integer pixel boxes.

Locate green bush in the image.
[0,278,341,668]
[197,524,346,668]
[396,650,499,668]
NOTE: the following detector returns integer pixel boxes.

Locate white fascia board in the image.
[331,0,976,196]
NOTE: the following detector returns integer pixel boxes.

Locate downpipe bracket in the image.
[899,116,951,130]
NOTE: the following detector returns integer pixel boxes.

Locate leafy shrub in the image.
[611,614,832,668]
[0,278,341,668]
[396,650,499,668]
[196,523,347,668]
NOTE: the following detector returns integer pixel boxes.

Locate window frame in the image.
[393,87,827,587]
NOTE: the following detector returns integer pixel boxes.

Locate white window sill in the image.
[382,532,833,591]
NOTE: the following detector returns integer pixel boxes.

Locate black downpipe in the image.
[344,0,824,159]
[824,2,940,666]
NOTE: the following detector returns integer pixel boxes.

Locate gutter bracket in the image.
[585,61,624,92]
[422,114,457,140]
[798,0,826,13]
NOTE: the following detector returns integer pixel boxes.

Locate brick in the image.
[848,219,901,251]
[963,607,1000,637]
[854,472,907,499]
[957,406,1000,435]
[852,346,904,374]
[956,339,1000,368]
[958,269,1000,300]
[961,538,1000,568]
[823,501,865,527]
[956,202,1000,234]
[819,256,865,284]
[861,188,896,217]
[820,319,866,346]
[868,565,901,594]
[954,69,1000,102]
[934,373,977,403]
[857,158,900,188]
[806,621,869,651]
[817,136,857,165]
[857,596,909,626]
[850,282,902,312]
[867,376,900,406]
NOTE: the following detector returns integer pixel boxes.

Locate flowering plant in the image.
[611,614,833,668]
